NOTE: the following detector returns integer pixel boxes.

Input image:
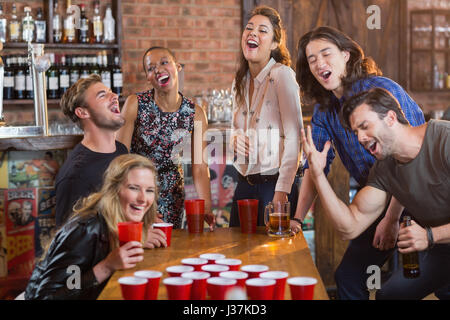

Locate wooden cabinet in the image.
[410,9,450,91]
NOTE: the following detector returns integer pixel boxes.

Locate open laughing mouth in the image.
[157,74,170,86]
[110,102,120,114]
[247,39,259,49]
[130,204,146,212]
[366,141,378,155]
[319,70,332,81]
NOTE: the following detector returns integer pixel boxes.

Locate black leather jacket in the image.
[25,212,111,300]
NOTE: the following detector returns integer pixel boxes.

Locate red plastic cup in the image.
[201,264,229,277]
[166,265,195,277]
[287,277,317,300]
[152,223,173,247]
[118,276,148,300]
[199,253,226,264]
[118,221,143,246]
[181,258,208,271]
[240,264,269,279]
[260,271,289,300]
[245,278,276,300]
[134,270,163,300]
[181,271,210,300]
[206,277,237,300]
[237,199,259,233]
[185,199,205,233]
[215,258,242,271]
[163,277,193,300]
[219,271,248,289]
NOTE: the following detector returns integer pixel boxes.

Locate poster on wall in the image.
[35,188,57,259]
[183,160,237,229]
[7,150,65,189]
[1,188,37,278]
[0,192,7,278]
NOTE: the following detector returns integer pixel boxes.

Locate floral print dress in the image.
[131,89,195,228]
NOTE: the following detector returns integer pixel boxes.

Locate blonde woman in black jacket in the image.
[25,154,165,300]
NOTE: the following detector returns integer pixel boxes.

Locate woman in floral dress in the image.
[117,47,214,230]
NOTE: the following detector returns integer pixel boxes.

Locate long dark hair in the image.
[296,26,382,110]
[234,5,291,106]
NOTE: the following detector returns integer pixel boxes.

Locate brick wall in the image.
[120,0,241,98]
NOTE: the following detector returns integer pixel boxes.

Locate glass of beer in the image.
[264,201,291,237]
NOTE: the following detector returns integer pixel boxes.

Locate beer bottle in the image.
[402,216,420,279]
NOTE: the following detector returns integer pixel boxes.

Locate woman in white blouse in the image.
[230,5,303,227]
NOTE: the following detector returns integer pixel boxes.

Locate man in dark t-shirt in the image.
[303,87,450,299]
[56,74,127,227]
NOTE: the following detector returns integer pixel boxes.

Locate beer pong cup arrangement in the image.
[163,277,193,300]
[201,264,229,277]
[166,265,195,277]
[184,199,205,233]
[240,264,269,279]
[199,253,226,264]
[206,277,237,300]
[181,258,208,271]
[134,270,163,300]
[181,272,210,300]
[215,258,242,271]
[260,271,289,300]
[237,199,259,233]
[152,223,173,247]
[118,276,148,300]
[219,271,248,288]
[245,278,276,300]
[117,221,143,246]
[287,277,317,300]
[119,252,316,300]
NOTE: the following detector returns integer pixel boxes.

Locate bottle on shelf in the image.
[0,4,7,43]
[59,54,70,97]
[14,55,26,99]
[63,0,77,43]
[35,7,46,43]
[53,0,63,43]
[69,55,80,86]
[79,55,90,79]
[3,56,15,100]
[79,4,90,43]
[90,54,100,75]
[100,51,112,89]
[433,64,440,89]
[47,53,60,99]
[112,55,122,96]
[25,55,33,99]
[8,4,21,42]
[103,4,115,44]
[402,216,420,279]
[22,6,35,43]
[92,1,103,44]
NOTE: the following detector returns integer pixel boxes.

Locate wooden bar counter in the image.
[98,227,329,300]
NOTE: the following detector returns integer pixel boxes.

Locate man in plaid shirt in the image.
[292,26,431,300]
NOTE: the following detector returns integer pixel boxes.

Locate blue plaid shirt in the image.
[303,76,425,186]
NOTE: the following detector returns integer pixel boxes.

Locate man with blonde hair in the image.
[55,74,128,227]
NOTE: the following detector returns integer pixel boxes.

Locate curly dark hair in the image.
[234,5,291,106]
[296,26,382,110]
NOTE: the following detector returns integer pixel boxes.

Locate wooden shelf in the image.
[3,42,119,50]
[2,97,127,107]
[0,134,83,151]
